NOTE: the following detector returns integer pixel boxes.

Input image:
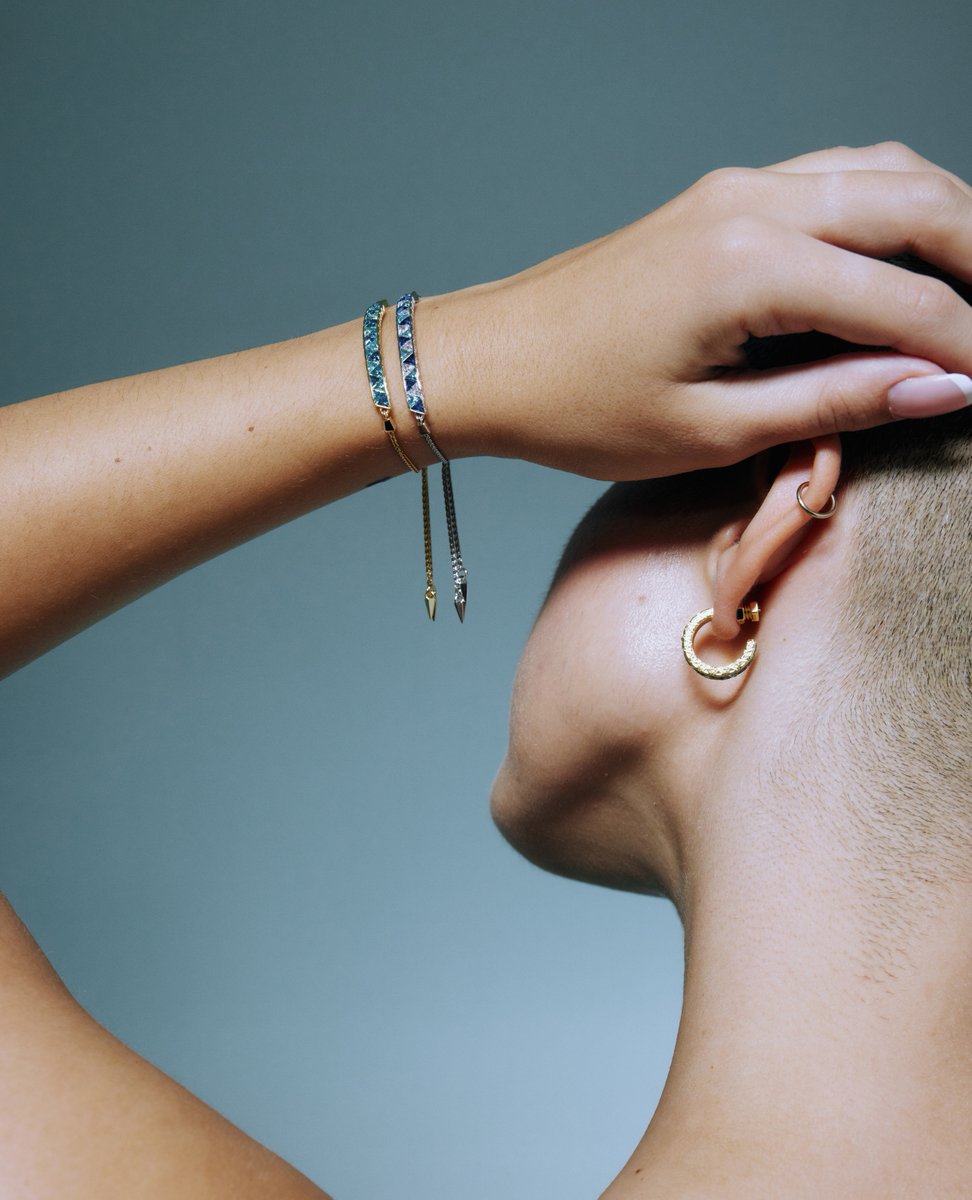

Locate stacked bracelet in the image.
[394,291,467,622]
[363,299,438,620]
[363,300,420,473]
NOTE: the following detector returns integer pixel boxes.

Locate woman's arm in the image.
[0,894,333,1199]
[4,141,972,678]
[0,285,488,677]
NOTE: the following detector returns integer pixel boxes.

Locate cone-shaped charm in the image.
[425,584,437,621]
[454,575,467,623]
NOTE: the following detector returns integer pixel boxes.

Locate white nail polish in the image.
[942,373,972,403]
[887,373,972,418]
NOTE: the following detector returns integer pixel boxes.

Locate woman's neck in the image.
[604,778,972,1199]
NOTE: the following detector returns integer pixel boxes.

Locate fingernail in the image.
[888,373,972,418]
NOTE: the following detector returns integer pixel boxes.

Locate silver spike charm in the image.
[395,291,468,623]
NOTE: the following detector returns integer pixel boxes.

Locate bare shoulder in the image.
[0,892,334,1200]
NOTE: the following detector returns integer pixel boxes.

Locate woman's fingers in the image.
[765,141,925,172]
[692,167,972,279]
[790,170,972,276]
[719,229,972,373]
[693,353,969,461]
[763,141,972,198]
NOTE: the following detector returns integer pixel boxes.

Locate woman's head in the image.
[490,406,972,909]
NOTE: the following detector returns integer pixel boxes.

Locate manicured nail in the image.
[888,373,972,418]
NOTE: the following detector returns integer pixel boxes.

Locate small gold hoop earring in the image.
[681,607,758,680]
[796,481,837,519]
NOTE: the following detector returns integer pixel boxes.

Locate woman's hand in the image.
[429,141,972,479]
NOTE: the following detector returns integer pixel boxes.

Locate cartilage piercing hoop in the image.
[682,601,760,680]
[796,482,837,519]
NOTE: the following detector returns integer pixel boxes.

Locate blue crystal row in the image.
[395,292,426,418]
[392,290,468,620]
[363,300,390,410]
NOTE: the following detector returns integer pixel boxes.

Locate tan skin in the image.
[1,142,971,1196]
[492,447,971,1198]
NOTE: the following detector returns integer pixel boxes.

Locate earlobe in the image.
[710,435,841,639]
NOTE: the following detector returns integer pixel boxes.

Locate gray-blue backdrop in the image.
[2,2,969,1196]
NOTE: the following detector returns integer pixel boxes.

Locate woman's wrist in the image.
[407,274,527,463]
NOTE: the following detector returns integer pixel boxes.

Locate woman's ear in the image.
[709,435,841,639]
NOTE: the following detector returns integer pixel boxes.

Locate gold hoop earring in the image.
[796,481,837,519]
[681,604,759,680]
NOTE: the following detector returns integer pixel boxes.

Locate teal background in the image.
[1,2,969,1196]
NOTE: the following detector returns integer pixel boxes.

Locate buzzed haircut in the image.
[753,257,971,950]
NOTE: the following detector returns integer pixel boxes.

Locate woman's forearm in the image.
[0,285,497,678]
